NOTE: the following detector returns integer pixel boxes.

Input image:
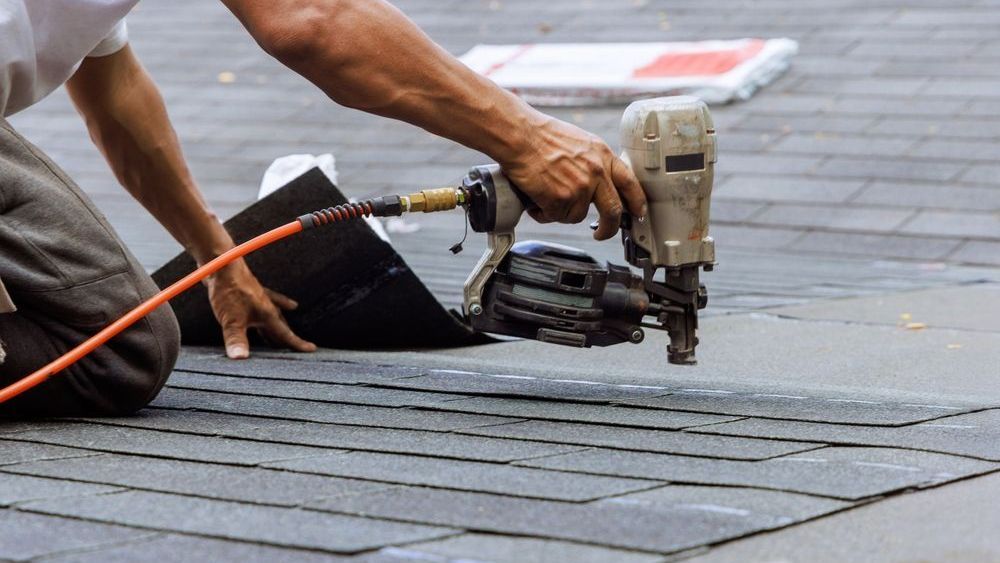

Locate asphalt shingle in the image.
[380,371,669,402]
[70,411,581,463]
[750,204,913,232]
[238,421,583,462]
[23,491,459,554]
[173,355,424,385]
[6,423,337,466]
[900,211,1000,239]
[952,241,1000,266]
[769,133,915,157]
[427,396,740,430]
[0,441,97,467]
[617,391,970,426]
[0,510,152,561]
[394,533,665,563]
[4,454,391,507]
[517,447,996,500]
[603,484,849,523]
[691,410,1000,462]
[308,486,835,554]
[716,176,864,204]
[43,534,345,563]
[266,450,661,501]
[814,157,965,182]
[459,420,818,460]
[852,182,1000,212]
[166,371,464,407]
[152,387,520,431]
[0,473,122,506]
[789,232,963,261]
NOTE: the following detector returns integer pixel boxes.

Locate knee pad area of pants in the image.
[44,271,182,415]
[106,304,181,415]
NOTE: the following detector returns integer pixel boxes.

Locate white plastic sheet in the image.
[258,153,391,242]
[258,153,338,199]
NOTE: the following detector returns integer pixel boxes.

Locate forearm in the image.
[223,0,543,164]
[67,47,234,265]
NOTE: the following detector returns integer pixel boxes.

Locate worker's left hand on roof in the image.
[204,259,316,359]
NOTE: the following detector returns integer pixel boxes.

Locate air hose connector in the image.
[298,201,375,229]
[298,188,465,230]
[404,187,465,213]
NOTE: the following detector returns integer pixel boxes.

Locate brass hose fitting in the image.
[405,187,465,213]
[299,187,466,229]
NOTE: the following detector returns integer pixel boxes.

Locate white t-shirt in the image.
[0,0,139,117]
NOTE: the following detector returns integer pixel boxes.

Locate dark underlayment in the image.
[153,169,488,350]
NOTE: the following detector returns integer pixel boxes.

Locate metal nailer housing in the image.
[620,96,717,365]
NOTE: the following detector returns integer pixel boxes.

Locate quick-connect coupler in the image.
[298,187,466,229]
[403,187,466,213]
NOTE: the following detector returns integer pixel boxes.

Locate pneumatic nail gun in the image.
[459,96,717,365]
[0,95,717,406]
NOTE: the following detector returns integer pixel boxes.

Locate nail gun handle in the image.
[464,164,529,234]
[508,179,537,212]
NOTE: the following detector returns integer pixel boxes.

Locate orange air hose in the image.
[0,220,303,405]
[0,190,460,406]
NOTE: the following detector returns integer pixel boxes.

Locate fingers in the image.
[592,173,624,241]
[544,168,596,224]
[266,288,299,311]
[589,154,647,239]
[565,194,592,224]
[611,156,647,218]
[527,208,550,224]
[260,313,317,353]
[221,320,250,360]
[263,288,315,352]
[501,117,645,234]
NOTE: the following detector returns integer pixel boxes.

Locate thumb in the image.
[222,321,250,359]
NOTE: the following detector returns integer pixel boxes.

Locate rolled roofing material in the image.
[459,38,799,106]
[153,168,489,349]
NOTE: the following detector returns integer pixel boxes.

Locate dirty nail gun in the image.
[460,96,717,365]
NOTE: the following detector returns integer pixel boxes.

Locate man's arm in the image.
[221,0,646,239]
[66,45,316,359]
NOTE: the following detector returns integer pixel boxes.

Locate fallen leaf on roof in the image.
[658,12,671,30]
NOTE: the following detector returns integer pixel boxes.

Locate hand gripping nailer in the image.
[461,96,717,365]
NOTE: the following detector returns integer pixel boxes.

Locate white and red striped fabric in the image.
[459,38,798,106]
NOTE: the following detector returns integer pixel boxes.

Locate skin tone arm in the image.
[66,46,316,359]
[221,0,647,239]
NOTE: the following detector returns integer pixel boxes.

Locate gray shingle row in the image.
[518,446,997,500]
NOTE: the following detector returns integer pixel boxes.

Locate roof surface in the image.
[3,0,1000,561]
